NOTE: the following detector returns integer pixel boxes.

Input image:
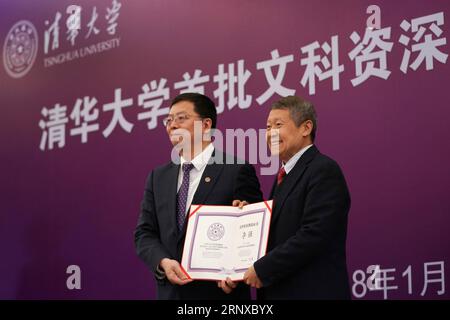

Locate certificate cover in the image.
[180,200,273,281]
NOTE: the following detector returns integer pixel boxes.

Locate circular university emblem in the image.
[207,223,225,241]
[3,20,38,78]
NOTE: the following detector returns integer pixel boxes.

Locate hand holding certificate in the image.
[180,200,273,281]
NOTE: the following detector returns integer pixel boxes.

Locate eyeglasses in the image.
[163,113,203,127]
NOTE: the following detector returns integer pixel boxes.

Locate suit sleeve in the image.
[254,160,350,287]
[134,171,172,275]
[233,163,263,204]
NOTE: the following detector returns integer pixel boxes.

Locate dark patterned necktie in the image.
[176,163,194,231]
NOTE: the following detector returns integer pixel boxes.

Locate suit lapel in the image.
[269,177,277,199]
[271,146,319,225]
[165,162,180,237]
[191,162,223,205]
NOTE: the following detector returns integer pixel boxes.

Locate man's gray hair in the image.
[271,96,317,141]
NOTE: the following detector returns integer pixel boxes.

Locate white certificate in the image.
[180,200,273,281]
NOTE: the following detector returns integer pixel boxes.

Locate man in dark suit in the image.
[134,93,262,300]
[243,96,351,299]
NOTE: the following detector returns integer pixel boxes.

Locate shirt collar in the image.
[180,143,214,171]
[283,144,314,174]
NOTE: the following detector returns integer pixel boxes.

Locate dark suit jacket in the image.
[135,150,263,300]
[254,145,351,300]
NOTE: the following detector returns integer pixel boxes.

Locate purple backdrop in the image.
[1,0,449,299]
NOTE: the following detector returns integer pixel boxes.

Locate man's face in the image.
[165,101,206,149]
[266,109,311,163]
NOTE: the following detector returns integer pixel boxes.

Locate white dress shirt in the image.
[177,143,215,216]
[282,144,314,174]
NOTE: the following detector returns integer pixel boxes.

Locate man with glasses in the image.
[134,92,263,300]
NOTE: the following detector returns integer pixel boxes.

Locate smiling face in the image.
[266,108,313,163]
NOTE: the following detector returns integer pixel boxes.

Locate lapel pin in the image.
[205,177,211,183]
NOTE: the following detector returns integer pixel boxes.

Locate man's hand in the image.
[160,258,193,286]
[217,277,237,294]
[232,200,248,208]
[243,265,263,288]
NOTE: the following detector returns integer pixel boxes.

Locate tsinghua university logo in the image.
[3,20,38,78]
[207,223,225,241]
[3,1,122,79]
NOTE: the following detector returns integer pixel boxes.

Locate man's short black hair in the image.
[170,93,217,129]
